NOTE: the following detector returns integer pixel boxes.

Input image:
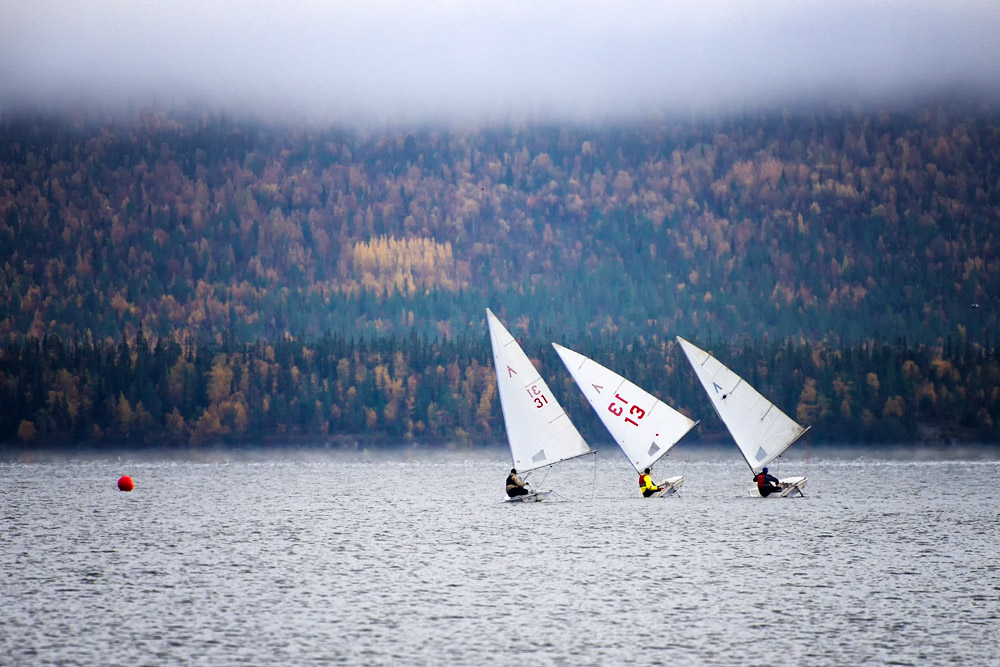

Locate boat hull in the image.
[504,490,551,503]
[748,476,807,498]
[647,476,684,497]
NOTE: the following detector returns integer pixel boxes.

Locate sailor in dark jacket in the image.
[754,467,781,497]
[506,468,530,497]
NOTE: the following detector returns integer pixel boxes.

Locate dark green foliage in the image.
[1,332,997,447]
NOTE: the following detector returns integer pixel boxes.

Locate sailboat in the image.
[486,309,594,502]
[553,343,698,497]
[676,336,809,497]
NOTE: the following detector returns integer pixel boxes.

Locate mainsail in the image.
[553,343,697,473]
[676,336,809,472]
[486,309,592,473]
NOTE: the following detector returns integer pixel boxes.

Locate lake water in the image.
[2,445,999,666]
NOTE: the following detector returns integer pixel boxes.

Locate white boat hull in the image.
[748,476,807,498]
[647,476,684,497]
[505,490,551,503]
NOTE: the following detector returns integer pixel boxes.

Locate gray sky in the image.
[2,0,999,122]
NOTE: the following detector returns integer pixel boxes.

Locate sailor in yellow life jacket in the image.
[639,468,662,497]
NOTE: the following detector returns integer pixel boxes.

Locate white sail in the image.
[486,309,592,473]
[553,343,696,473]
[676,336,808,472]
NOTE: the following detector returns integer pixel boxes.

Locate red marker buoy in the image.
[117,475,134,492]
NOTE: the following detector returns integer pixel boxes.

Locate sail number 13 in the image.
[608,393,644,426]
[527,384,549,408]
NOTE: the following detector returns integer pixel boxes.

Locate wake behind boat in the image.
[486,309,594,502]
[676,336,808,498]
[553,342,698,497]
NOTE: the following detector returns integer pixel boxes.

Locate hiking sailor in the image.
[506,468,530,497]
[754,467,782,497]
[639,467,663,497]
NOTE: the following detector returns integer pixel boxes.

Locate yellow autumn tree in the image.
[168,357,195,406]
[475,381,496,431]
[116,393,133,435]
[165,408,188,442]
[882,396,905,418]
[191,407,227,444]
[349,236,461,293]
[18,420,37,444]
[796,378,822,425]
[207,355,233,405]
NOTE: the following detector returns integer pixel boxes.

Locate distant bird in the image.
[972,303,980,309]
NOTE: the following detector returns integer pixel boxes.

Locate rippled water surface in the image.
[3,446,999,666]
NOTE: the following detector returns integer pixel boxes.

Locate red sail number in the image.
[609,393,644,426]
[527,384,549,409]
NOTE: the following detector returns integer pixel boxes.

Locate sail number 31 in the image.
[527,384,549,408]
[608,393,644,426]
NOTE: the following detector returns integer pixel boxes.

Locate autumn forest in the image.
[2,100,999,448]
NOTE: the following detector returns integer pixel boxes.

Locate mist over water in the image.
[3,446,998,665]
[3,0,1000,122]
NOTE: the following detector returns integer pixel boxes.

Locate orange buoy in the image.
[117,475,135,492]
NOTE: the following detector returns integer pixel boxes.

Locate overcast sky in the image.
[2,0,999,123]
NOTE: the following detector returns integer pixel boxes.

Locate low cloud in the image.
[2,0,999,122]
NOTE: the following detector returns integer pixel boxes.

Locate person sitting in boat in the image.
[506,468,530,497]
[639,468,662,497]
[754,467,782,497]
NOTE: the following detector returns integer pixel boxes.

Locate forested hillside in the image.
[2,102,1000,447]
[2,102,998,346]
[3,330,997,448]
